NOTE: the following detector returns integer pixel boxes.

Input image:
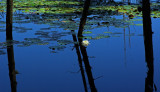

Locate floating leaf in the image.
[104,32,112,33]
[83,31,92,34]
[135,24,143,26]
[57,40,73,45]
[49,45,66,51]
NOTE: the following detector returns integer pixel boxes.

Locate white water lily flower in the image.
[82,40,90,46]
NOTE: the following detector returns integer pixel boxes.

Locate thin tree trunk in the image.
[6,0,13,40]
[142,0,154,91]
[6,1,17,91]
[78,0,91,37]
[77,0,97,91]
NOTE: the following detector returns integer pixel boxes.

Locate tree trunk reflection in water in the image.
[77,0,97,91]
[6,0,13,40]
[71,30,88,92]
[142,0,155,91]
[7,45,17,92]
[78,37,97,92]
[6,0,17,91]
[123,14,127,67]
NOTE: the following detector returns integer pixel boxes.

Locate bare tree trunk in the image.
[6,1,17,91]
[78,0,91,37]
[142,0,154,92]
[6,0,13,40]
[77,0,97,91]
[142,0,152,37]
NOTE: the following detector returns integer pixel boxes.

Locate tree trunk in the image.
[6,0,13,40]
[142,0,154,92]
[78,0,91,37]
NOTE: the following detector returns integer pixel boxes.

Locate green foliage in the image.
[90,5,160,18]
[0,0,82,14]
[0,0,159,17]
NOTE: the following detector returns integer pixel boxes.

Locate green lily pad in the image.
[83,31,92,34]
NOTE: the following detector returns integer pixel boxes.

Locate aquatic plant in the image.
[82,40,90,46]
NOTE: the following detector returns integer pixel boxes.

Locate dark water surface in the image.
[0,1,160,92]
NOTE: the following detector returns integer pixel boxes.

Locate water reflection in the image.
[76,0,97,91]
[142,0,156,91]
[71,30,88,92]
[7,44,17,92]
[1,0,159,91]
[123,14,127,67]
[6,0,17,91]
[72,30,97,92]
[143,28,154,92]
[78,37,97,92]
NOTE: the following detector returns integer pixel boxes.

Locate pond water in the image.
[0,0,160,92]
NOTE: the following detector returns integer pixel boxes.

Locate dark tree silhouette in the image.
[78,38,97,92]
[77,0,97,91]
[142,0,152,36]
[6,0,17,91]
[7,45,17,92]
[6,0,13,40]
[78,0,91,37]
[71,30,88,92]
[142,0,155,92]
